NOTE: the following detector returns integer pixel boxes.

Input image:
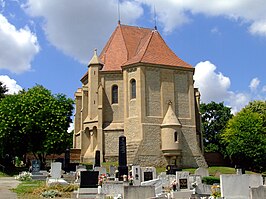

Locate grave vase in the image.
[97,185,102,194]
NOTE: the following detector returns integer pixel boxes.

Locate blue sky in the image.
[0,0,266,118]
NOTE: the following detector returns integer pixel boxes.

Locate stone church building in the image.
[73,23,207,168]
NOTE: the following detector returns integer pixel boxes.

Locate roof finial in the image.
[168,100,172,105]
[154,4,157,30]
[118,0,121,24]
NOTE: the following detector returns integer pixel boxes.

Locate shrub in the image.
[41,189,61,198]
[202,176,220,185]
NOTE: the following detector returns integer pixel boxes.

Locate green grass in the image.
[12,180,45,195]
[0,171,10,177]
[155,166,256,176]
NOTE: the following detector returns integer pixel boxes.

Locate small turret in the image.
[161,101,182,164]
[88,49,103,120]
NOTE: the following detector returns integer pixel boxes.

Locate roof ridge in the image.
[120,23,153,31]
[119,24,129,63]
[100,25,119,63]
[139,31,154,63]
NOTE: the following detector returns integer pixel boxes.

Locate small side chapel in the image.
[73,23,207,168]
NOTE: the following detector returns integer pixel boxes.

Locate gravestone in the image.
[166,165,181,175]
[176,171,190,191]
[47,162,68,186]
[80,171,99,188]
[64,148,70,172]
[31,160,41,173]
[118,135,128,181]
[109,165,116,177]
[141,167,156,182]
[51,162,62,179]
[94,150,101,168]
[195,167,209,177]
[94,166,107,176]
[132,165,141,185]
[221,174,263,199]
[250,185,266,199]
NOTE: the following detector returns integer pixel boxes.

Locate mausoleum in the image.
[73,23,207,168]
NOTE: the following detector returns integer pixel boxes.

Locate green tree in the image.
[0,81,8,99]
[0,85,74,167]
[222,100,266,172]
[200,101,233,152]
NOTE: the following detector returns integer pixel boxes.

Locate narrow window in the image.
[130,79,136,99]
[174,131,178,142]
[112,85,118,104]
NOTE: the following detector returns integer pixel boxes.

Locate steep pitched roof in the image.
[99,24,192,71]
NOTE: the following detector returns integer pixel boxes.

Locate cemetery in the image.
[0,134,264,198]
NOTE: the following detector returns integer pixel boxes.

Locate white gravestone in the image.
[132,165,141,185]
[176,171,190,191]
[141,167,156,182]
[47,162,68,186]
[51,162,62,179]
[221,174,263,199]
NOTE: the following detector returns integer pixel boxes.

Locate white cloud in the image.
[67,122,74,133]
[137,0,266,35]
[24,0,143,64]
[249,77,260,91]
[0,75,22,94]
[0,14,40,73]
[194,61,252,114]
[262,85,266,92]
[194,61,231,103]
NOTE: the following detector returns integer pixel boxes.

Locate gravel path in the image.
[0,177,20,199]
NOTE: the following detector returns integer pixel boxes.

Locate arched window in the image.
[174,131,178,142]
[112,85,118,104]
[130,79,136,99]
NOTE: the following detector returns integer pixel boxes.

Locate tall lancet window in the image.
[130,79,136,99]
[174,131,178,142]
[112,85,118,104]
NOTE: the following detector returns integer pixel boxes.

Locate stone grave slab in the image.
[250,185,266,199]
[141,178,163,196]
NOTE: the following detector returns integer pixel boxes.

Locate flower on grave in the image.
[128,176,134,185]
[171,180,178,191]
[15,171,32,181]
[211,184,221,197]
[123,175,127,182]
[191,181,197,188]
[98,174,107,186]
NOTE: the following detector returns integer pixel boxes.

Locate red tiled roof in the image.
[99,24,192,72]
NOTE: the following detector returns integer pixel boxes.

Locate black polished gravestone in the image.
[64,148,70,172]
[80,171,99,188]
[31,160,41,173]
[166,165,182,175]
[179,178,188,189]
[118,135,128,181]
[143,171,153,181]
[94,150,100,168]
